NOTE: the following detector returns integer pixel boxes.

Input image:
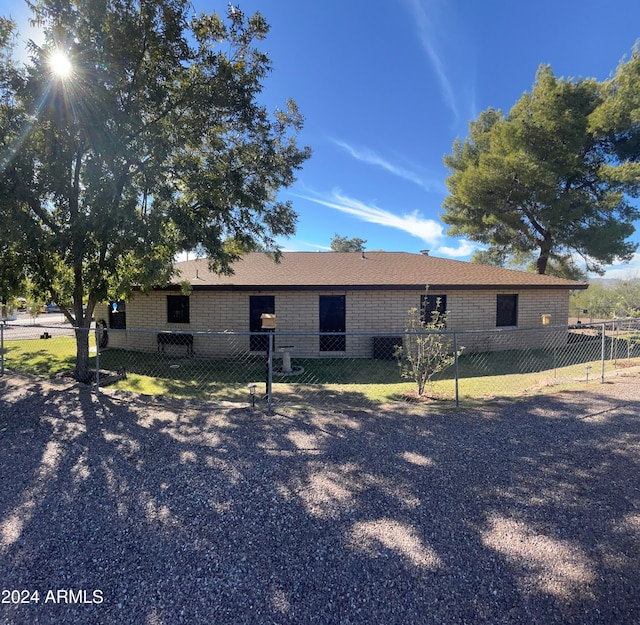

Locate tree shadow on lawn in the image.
[3,344,77,378]
[0,375,639,624]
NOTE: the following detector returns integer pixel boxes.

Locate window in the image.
[420,294,447,325]
[249,295,275,352]
[167,295,190,324]
[496,294,518,327]
[108,301,126,329]
[319,295,346,351]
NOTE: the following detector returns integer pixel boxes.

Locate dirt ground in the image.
[1,372,639,624]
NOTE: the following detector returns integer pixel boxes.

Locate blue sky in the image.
[232,0,640,277]
[5,0,640,277]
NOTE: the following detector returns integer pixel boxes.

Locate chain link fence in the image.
[2,319,640,411]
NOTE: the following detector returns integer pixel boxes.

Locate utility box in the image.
[260,313,277,330]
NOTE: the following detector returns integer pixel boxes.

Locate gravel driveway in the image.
[1,373,639,624]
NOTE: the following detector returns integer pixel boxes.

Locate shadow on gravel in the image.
[1,376,639,624]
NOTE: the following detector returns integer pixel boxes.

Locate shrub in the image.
[395,293,463,396]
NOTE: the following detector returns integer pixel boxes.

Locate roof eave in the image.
[151,282,587,292]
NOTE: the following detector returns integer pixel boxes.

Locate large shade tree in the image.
[442,52,640,277]
[0,0,310,381]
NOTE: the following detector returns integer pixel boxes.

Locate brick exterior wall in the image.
[95,288,570,358]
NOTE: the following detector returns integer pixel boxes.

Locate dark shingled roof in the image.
[170,252,588,291]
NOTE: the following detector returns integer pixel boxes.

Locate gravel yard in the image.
[1,373,639,625]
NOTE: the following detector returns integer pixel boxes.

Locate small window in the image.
[167,295,190,324]
[496,294,518,327]
[420,294,447,326]
[108,301,126,329]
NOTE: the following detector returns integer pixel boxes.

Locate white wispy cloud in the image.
[599,252,640,280]
[436,239,478,258]
[299,190,444,246]
[405,0,459,122]
[281,241,332,252]
[331,139,445,193]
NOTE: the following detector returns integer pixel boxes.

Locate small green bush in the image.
[395,292,463,396]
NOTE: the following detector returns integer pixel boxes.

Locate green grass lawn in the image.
[96,350,410,403]
[3,335,95,377]
[3,337,638,406]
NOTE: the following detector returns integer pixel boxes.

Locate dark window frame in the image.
[319,294,346,352]
[496,294,518,327]
[249,295,275,352]
[420,294,447,326]
[108,301,126,329]
[167,295,190,324]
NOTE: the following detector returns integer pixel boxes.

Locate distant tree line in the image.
[570,277,640,318]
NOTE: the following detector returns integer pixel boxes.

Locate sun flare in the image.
[49,51,73,78]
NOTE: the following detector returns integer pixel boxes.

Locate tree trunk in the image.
[535,254,548,275]
[536,232,553,274]
[72,298,97,384]
[74,325,93,383]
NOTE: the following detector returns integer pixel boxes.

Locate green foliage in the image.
[25,296,45,320]
[0,0,309,380]
[570,277,640,317]
[0,242,26,298]
[396,293,462,396]
[470,249,588,281]
[589,45,640,164]
[443,56,640,276]
[330,233,367,252]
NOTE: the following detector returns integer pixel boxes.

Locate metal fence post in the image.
[600,322,606,383]
[1,323,4,376]
[453,331,459,407]
[94,325,100,393]
[267,331,274,413]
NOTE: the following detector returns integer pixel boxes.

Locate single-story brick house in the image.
[96,251,587,357]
